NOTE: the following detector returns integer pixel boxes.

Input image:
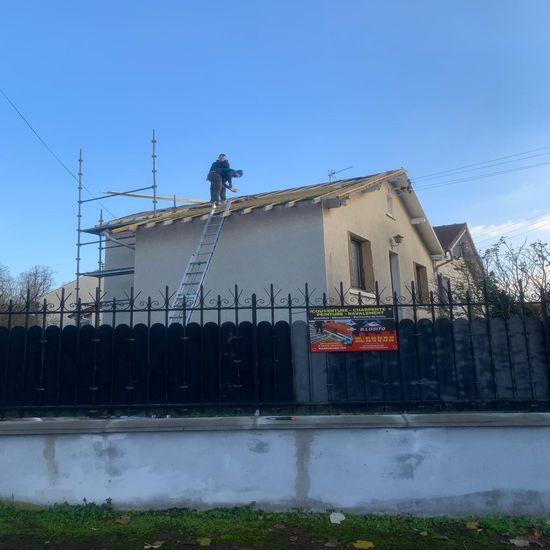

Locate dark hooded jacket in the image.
[209,159,229,176]
[222,169,243,189]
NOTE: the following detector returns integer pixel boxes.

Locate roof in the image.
[84,170,405,235]
[433,223,468,250]
[83,168,444,257]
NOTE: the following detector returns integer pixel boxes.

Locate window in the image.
[386,194,395,217]
[349,235,375,291]
[438,274,451,302]
[414,263,429,302]
[452,243,463,258]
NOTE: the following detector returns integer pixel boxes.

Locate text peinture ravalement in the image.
[1,413,550,516]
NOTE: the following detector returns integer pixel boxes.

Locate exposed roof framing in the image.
[83,170,405,236]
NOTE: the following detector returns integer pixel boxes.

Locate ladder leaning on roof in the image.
[168,199,232,324]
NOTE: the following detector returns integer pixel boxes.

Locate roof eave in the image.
[390,177,445,257]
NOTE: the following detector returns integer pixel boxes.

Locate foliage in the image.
[435,238,550,318]
[0,503,549,549]
[482,238,550,300]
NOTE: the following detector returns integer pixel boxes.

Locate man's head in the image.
[218,154,227,161]
[234,169,243,178]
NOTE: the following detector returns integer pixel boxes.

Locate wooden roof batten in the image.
[97,170,405,236]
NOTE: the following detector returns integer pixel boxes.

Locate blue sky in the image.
[2,0,550,286]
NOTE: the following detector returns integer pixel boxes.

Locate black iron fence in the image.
[0,280,549,416]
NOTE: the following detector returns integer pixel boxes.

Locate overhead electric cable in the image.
[413,145,550,181]
[475,213,550,245]
[413,160,550,191]
[0,87,116,219]
[412,150,550,183]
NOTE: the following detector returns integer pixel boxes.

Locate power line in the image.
[0,87,116,219]
[413,160,550,191]
[475,214,550,246]
[413,144,550,181]
[475,211,550,244]
[413,150,550,183]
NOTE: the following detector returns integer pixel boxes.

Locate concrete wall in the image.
[2,413,550,516]
[322,182,437,303]
[131,203,327,322]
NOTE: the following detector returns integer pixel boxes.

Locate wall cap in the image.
[1,412,550,436]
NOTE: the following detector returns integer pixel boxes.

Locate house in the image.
[433,223,484,300]
[83,169,473,321]
[40,276,100,326]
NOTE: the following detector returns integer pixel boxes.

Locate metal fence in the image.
[0,280,549,417]
[1,279,549,328]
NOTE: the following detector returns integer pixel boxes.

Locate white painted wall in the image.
[103,231,135,302]
[132,203,327,322]
[1,414,550,516]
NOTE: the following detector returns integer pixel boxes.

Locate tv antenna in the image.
[328,166,353,183]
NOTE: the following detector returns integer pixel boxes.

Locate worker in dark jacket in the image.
[208,153,229,176]
[207,153,230,204]
[219,169,243,201]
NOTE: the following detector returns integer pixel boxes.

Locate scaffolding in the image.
[74,130,205,304]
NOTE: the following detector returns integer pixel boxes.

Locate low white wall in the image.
[1,414,550,516]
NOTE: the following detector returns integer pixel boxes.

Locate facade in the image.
[433,223,484,299]
[83,169,476,321]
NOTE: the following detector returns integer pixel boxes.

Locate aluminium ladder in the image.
[168,199,232,324]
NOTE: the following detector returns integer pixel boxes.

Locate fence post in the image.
[446,279,460,401]
[164,286,169,327]
[429,290,442,402]
[466,289,479,402]
[252,293,260,413]
[147,296,152,328]
[394,290,406,410]
[483,279,498,404]
[411,280,418,324]
[269,283,275,325]
[129,287,135,329]
[59,288,66,330]
[519,279,535,399]
[24,287,30,330]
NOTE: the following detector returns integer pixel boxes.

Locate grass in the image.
[0,502,549,549]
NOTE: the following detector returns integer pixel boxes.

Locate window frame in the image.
[348,233,375,292]
[414,262,429,302]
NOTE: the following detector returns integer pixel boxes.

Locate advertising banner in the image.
[308,306,398,352]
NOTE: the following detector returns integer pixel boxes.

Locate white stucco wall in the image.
[131,203,327,322]
[103,230,135,303]
[1,414,549,516]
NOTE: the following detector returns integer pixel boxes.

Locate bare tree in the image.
[482,238,550,301]
[16,265,55,307]
[0,263,15,304]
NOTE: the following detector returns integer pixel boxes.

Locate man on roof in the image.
[206,153,243,204]
[220,168,243,201]
[208,153,229,177]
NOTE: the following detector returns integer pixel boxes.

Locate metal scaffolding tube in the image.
[152,129,158,213]
[75,149,83,304]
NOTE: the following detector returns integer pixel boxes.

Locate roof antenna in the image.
[328,166,353,183]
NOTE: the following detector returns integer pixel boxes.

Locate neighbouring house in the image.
[433,223,484,300]
[41,276,100,326]
[83,169,476,321]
